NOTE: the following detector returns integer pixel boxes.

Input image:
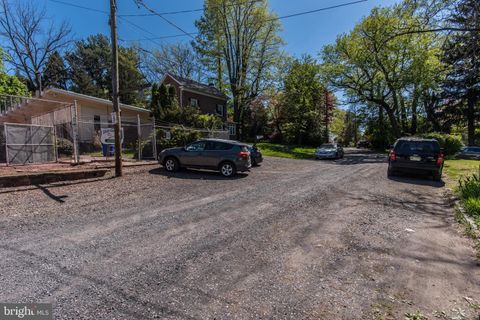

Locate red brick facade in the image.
[162,74,228,123]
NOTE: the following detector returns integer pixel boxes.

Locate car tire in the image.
[219,161,236,177]
[164,157,179,172]
[387,166,395,177]
[433,168,443,181]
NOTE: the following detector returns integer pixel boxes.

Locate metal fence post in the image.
[71,100,80,164]
[4,123,9,166]
[152,117,157,160]
[137,114,141,161]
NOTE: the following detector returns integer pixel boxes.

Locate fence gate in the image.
[4,123,56,165]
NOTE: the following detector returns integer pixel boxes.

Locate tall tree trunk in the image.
[424,95,441,132]
[384,106,401,138]
[467,93,476,146]
[397,93,407,134]
[410,89,419,135]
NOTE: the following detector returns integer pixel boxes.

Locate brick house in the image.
[161,73,236,138]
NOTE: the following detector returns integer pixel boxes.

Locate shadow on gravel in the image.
[0,176,114,194]
[149,167,249,180]
[34,184,68,203]
[330,153,387,166]
[388,175,445,188]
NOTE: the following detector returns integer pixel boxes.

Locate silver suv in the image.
[158,139,251,177]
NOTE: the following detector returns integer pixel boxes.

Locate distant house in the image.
[161,73,236,137]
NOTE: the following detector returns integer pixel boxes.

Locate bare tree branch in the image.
[0,0,72,92]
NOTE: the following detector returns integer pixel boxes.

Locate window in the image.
[216,104,224,116]
[206,141,232,151]
[190,98,199,107]
[185,141,205,151]
[94,115,101,131]
[228,123,236,136]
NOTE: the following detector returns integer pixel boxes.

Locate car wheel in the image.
[387,166,395,177]
[220,161,236,177]
[164,157,179,172]
[433,167,443,181]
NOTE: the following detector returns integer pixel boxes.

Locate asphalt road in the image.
[0,150,479,319]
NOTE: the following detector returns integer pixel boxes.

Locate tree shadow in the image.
[333,152,387,165]
[149,167,249,180]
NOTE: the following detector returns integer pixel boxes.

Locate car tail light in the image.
[436,152,444,165]
[238,151,249,158]
[389,150,397,161]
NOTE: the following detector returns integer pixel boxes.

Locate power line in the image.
[268,0,368,21]
[124,0,369,42]
[121,33,198,42]
[47,0,165,47]
[118,0,263,17]
[48,0,107,14]
[133,0,195,39]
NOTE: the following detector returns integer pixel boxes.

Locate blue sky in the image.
[42,0,401,57]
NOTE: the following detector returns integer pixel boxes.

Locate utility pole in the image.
[109,0,122,177]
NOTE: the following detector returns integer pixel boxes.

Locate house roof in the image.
[45,88,150,114]
[165,73,228,100]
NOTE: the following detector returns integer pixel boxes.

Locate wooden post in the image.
[110,0,122,176]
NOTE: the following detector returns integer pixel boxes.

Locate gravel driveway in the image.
[0,151,478,319]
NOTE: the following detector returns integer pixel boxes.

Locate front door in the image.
[182,141,207,167]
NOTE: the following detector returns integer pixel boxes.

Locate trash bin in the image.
[102,144,115,156]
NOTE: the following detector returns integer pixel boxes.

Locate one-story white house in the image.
[0,87,152,144]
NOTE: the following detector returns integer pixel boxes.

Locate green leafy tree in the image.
[66,34,147,105]
[42,51,68,89]
[195,0,282,139]
[0,49,28,96]
[282,55,328,145]
[441,0,480,145]
[321,2,444,140]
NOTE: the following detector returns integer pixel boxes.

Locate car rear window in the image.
[394,140,440,155]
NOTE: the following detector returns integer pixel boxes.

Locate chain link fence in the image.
[1,96,231,165]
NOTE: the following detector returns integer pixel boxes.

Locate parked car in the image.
[388,138,444,181]
[247,144,263,166]
[315,144,344,159]
[159,139,251,177]
[456,146,480,160]
[356,140,371,149]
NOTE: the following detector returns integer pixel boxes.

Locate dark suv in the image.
[388,138,444,181]
[158,139,251,177]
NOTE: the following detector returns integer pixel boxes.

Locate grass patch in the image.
[256,143,316,160]
[86,149,136,159]
[443,159,480,188]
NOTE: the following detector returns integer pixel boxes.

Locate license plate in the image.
[410,156,421,161]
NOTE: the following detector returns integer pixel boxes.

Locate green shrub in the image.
[157,126,202,150]
[463,197,480,218]
[422,132,463,155]
[459,173,480,200]
[56,138,73,155]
